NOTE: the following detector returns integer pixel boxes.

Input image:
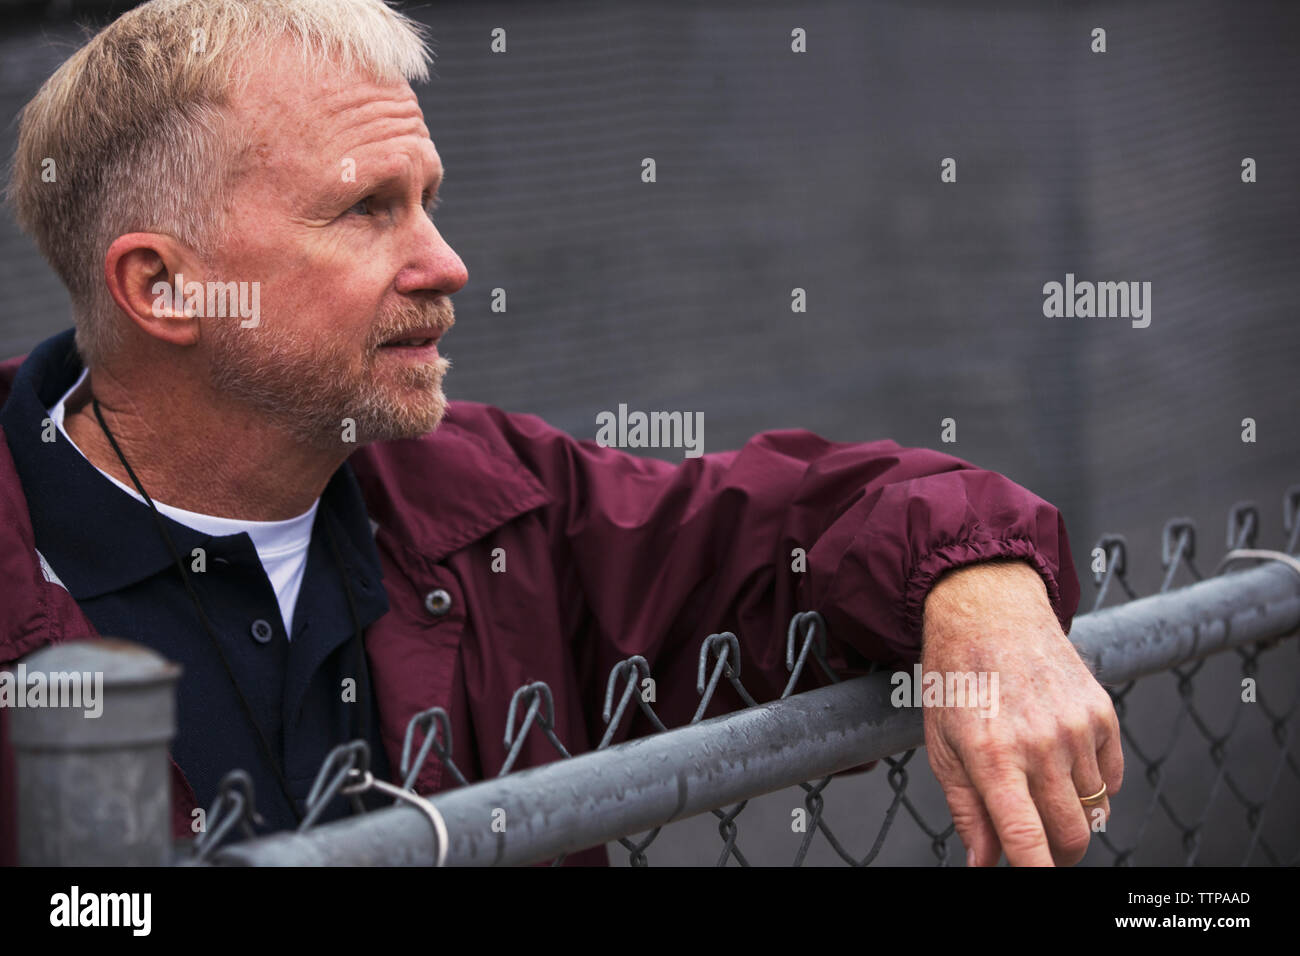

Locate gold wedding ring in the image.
[1079,783,1108,807]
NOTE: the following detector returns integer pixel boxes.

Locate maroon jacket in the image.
[0,349,1079,865]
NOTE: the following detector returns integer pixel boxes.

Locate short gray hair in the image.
[5,0,432,367]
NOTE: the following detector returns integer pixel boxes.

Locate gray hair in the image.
[5,0,432,367]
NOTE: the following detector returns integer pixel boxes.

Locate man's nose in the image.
[395,215,469,298]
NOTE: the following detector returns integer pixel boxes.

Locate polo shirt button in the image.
[424,588,452,617]
[250,619,274,643]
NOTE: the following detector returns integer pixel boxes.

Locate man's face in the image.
[201,44,468,450]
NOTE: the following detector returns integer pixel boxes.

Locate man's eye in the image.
[346,197,374,216]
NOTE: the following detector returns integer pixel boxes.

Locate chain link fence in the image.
[12,488,1300,866]
[1086,498,1300,867]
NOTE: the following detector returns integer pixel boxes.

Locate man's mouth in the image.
[378,326,444,350]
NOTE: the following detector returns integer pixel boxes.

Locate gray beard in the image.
[205,321,450,451]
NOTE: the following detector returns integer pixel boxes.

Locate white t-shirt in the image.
[49,369,318,638]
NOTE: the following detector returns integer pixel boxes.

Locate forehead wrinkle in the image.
[316,79,421,118]
[227,60,439,211]
[278,105,435,204]
[239,66,426,155]
[328,111,433,164]
[309,92,433,181]
[352,149,441,195]
[305,130,441,213]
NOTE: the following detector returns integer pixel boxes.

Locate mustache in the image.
[368,298,455,347]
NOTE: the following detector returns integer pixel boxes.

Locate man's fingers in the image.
[968,762,1054,866]
[942,779,1002,867]
[1030,763,1094,867]
[1095,705,1125,797]
[1080,723,1119,844]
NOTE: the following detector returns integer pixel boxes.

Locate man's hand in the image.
[919,559,1123,866]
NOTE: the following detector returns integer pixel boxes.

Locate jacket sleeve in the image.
[481,408,1081,734]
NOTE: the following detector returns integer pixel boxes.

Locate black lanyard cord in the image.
[90,397,369,827]
[321,509,370,748]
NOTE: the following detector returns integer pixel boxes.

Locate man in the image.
[0,0,1120,867]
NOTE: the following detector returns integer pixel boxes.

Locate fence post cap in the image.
[18,638,181,687]
[8,638,181,749]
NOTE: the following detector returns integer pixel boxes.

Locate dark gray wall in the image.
[2,0,1296,864]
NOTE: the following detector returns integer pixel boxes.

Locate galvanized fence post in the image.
[9,639,181,865]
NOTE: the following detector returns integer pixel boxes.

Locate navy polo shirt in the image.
[1,329,394,832]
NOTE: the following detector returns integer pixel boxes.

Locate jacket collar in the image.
[348,410,552,562]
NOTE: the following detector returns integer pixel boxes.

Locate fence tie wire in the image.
[1215,548,1300,581]
[340,770,449,868]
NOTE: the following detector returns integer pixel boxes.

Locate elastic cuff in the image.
[901,535,1067,652]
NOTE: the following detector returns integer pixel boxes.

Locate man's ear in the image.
[103,234,205,347]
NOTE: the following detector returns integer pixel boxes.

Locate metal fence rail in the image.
[11,490,1300,866]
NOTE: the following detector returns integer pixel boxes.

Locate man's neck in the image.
[62,375,344,521]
